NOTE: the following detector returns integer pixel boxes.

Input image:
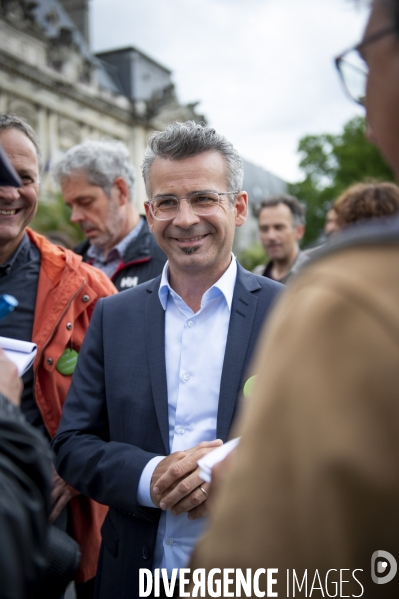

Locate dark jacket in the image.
[52,265,283,598]
[74,217,167,291]
[0,393,52,599]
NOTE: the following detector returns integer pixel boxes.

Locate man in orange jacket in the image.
[0,113,116,598]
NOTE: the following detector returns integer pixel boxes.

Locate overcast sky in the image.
[92,0,370,183]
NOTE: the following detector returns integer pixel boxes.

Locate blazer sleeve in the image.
[52,299,162,517]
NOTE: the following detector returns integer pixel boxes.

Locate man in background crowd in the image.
[253,194,309,284]
[190,0,399,596]
[324,207,339,236]
[53,140,166,292]
[0,114,116,598]
[333,180,399,228]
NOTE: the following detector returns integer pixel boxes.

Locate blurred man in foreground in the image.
[190,1,399,596]
[253,194,308,284]
[53,141,166,291]
[0,348,53,599]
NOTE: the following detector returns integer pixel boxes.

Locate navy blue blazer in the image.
[53,264,282,598]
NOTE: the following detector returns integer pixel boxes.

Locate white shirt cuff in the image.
[137,455,165,507]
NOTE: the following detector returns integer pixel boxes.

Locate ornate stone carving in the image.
[8,98,38,130]
[1,0,37,29]
[58,117,81,149]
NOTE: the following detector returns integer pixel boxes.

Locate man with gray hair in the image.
[53,140,166,291]
[53,121,282,598]
[254,193,309,284]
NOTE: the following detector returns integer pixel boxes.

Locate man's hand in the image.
[0,349,22,407]
[50,466,79,523]
[151,440,222,519]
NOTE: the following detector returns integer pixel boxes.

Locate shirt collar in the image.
[87,216,144,264]
[158,254,237,312]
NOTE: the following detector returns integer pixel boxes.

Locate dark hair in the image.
[142,121,243,198]
[257,194,306,227]
[333,181,399,227]
[0,114,41,169]
[381,0,399,33]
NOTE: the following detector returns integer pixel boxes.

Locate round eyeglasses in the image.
[335,25,397,106]
[145,191,238,221]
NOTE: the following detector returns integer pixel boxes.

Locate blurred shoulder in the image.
[299,217,399,287]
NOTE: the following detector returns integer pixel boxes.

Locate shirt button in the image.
[47,358,53,365]
[187,320,194,327]
[183,373,190,381]
[66,322,72,330]
[166,538,174,546]
[142,546,150,560]
[82,294,90,303]
[176,426,185,435]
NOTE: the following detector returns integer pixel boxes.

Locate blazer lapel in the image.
[217,265,261,441]
[145,278,170,454]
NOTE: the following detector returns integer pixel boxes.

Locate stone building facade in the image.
[0,0,203,206]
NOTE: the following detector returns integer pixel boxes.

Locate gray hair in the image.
[141,121,243,198]
[0,113,42,170]
[53,140,136,203]
[258,194,306,227]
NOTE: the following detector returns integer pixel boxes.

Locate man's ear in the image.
[235,192,248,228]
[295,223,305,242]
[113,177,129,205]
[144,202,154,232]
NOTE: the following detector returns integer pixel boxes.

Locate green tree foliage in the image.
[30,192,85,247]
[238,242,266,272]
[288,116,395,246]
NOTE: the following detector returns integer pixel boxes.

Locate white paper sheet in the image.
[197,437,240,483]
[0,336,37,376]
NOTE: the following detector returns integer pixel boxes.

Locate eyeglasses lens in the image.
[151,193,220,220]
[339,50,368,105]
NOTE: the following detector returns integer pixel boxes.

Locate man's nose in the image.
[69,205,84,223]
[0,186,20,201]
[264,229,277,241]
[172,198,201,227]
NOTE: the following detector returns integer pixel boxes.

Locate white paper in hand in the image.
[197,437,240,483]
[0,336,37,376]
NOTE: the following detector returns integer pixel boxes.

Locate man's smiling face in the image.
[145,151,247,282]
[0,128,39,260]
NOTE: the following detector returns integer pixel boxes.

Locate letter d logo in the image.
[371,551,397,584]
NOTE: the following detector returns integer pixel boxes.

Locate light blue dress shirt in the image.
[137,256,237,576]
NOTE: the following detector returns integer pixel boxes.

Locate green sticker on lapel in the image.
[56,349,78,375]
[243,375,257,400]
